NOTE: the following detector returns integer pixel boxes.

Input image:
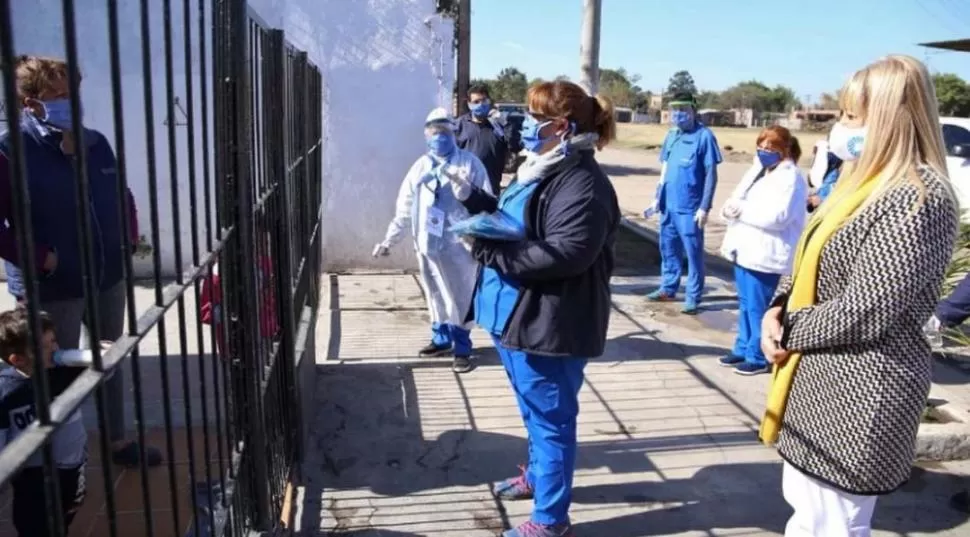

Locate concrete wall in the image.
[6,0,453,276]
[245,0,455,272]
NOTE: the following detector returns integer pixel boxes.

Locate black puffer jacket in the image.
[461,150,620,357]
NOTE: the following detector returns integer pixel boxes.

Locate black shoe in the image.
[452,356,474,373]
[718,355,745,367]
[418,342,452,357]
[112,441,163,468]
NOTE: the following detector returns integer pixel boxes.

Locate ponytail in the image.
[592,94,616,150]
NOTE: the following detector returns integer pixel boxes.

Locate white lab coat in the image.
[719,160,808,274]
[382,149,492,327]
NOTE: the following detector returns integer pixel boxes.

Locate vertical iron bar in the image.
[200,0,231,510]
[57,0,125,536]
[105,0,155,533]
[0,2,65,535]
[161,0,201,535]
[211,0,237,501]
[267,28,301,469]
[184,0,218,534]
[138,0,182,533]
[227,0,272,527]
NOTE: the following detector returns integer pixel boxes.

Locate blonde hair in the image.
[814,55,954,221]
[13,55,69,103]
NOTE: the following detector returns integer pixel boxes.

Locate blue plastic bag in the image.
[448,210,526,241]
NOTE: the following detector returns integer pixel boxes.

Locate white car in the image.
[942,117,970,220]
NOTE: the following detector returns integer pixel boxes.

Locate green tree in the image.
[599,68,641,108]
[718,80,797,112]
[491,67,529,103]
[696,90,721,109]
[934,73,970,117]
[664,70,698,104]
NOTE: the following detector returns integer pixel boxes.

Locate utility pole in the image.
[579,0,601,95]
[456,0,471,115]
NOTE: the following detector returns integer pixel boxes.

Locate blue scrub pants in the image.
[937,272,970,328]
[493,336,587,526]
[732,265,781,366]
[659,211,705,302]
[431,322,472,355]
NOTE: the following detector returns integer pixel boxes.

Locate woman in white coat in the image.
[719,126,808,375]
[373,107,493,373]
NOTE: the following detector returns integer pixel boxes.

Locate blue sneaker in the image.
[503,520,574,537]
[735,362,770,376]
[681,298,700,315]
[718,355,744,367]
[646,289,676,302]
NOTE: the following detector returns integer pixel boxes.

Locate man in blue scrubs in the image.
[455,84,509,194]
[647,92,722,314]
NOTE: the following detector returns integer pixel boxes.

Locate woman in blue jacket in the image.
[0,56,161,467]
[452,80,620,537]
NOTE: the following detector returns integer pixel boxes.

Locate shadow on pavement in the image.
[601,163,661,177]
[299,358,970,536]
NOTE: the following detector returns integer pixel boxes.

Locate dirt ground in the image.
[615,123,827,166]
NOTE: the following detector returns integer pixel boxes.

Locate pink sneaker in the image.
[493,465,534,500]
[503,520,574,537]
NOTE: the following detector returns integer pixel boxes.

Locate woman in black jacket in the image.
[453,80,620,537]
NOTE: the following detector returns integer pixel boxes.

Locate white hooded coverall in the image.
[381,149,493,328]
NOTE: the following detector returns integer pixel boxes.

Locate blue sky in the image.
[470,0,970,103]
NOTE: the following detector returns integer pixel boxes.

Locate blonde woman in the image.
[759,55,958,536]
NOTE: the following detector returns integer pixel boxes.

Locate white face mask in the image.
[829,122,866,162]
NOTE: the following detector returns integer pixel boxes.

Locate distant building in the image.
[615,106,633,123]
[649,94,663,110]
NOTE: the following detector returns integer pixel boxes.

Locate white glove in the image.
[372,243,390,257]
[721,199,742,220]
[694,209,708,229]
[443,165,473,201]
[643,199,659,219]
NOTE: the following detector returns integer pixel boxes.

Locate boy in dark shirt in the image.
[0,308,87,536]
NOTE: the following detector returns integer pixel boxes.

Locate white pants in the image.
[782,462,877,537]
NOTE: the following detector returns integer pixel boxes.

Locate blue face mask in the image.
[469,99,490,118]
[520,114,555,153]
[32,98,78,131]
[757,149,782,169]
[427,132,456,156]
[670,109,693,130]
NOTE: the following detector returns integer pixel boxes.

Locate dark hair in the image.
[0,308,54,363]
[526,80,616,150]
[790,136,802,163]
[468,84,490,99]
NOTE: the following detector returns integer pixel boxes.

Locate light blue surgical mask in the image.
[427,132,456,157]
[469,99,490,118]
[757,149,782,169]
[31,98,79,131]
[520,114,555,153]
[670,109,693,130]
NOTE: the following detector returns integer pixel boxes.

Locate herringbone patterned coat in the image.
[773,165,958,495]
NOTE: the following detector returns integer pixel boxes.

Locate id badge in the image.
[426,206,445,238]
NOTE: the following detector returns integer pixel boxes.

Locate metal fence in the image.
[0,0,322,535]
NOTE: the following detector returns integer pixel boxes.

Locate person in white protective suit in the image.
[373,107,493,373]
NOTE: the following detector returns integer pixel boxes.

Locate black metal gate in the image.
[0,0,321,535]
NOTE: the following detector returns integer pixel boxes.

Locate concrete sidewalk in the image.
[298,271,970,537]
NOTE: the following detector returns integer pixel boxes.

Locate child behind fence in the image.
[0,308,88,537]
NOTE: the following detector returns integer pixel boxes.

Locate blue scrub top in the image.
[658,123,722,214]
